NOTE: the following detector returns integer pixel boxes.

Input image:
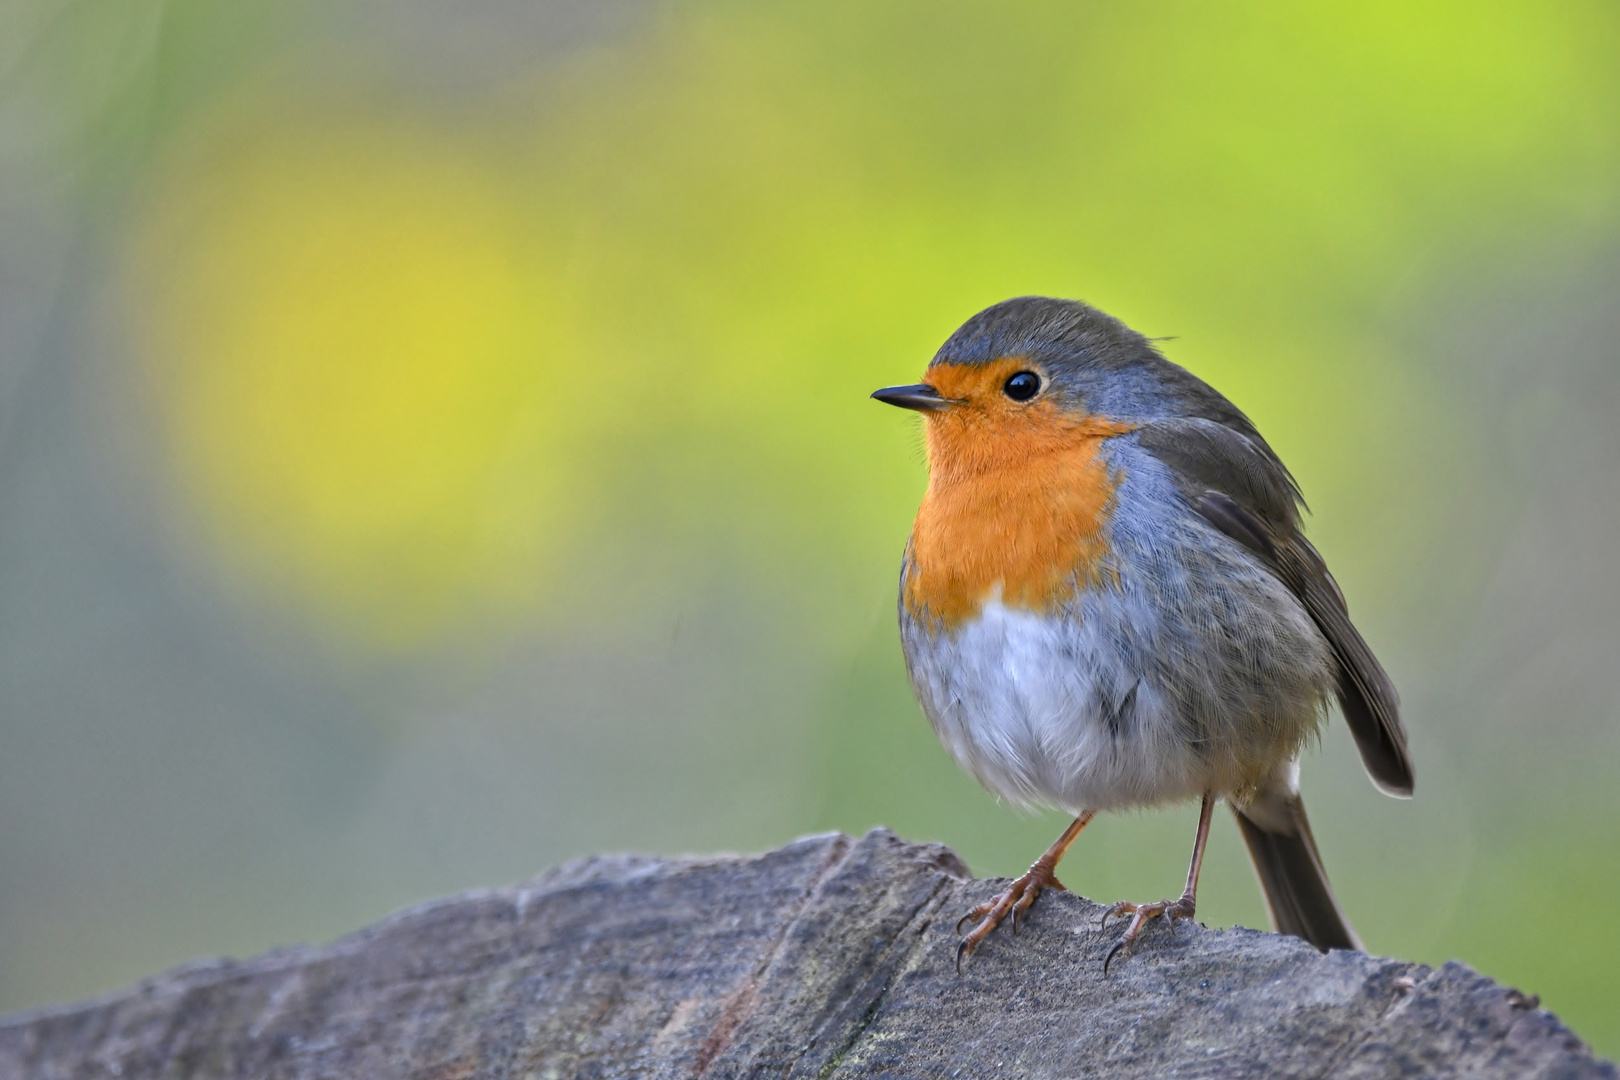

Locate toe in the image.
[1010,884,1043,934]
[955,870,1060,965]
[1100,900,1137,930]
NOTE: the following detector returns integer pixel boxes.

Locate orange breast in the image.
[903,361,1134,628]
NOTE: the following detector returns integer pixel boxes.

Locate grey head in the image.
[931,296,1272,445]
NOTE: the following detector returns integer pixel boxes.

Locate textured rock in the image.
[0,829,1611,1079]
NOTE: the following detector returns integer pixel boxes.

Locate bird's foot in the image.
[954,861,1066,971]
[1100,893,1196,974]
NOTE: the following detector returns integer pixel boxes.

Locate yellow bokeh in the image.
[131,118,578,649]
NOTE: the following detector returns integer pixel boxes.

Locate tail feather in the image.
[1232,788,1361,952]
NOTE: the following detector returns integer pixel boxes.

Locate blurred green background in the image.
[1,0,1618,1053]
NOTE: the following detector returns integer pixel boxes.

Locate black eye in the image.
[1003,371,1041,401]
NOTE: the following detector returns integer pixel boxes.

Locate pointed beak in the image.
[870,383,951,411]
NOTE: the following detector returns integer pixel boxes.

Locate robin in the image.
[872,296,1412,971]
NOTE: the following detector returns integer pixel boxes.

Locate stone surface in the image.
[0,829,1611,1079]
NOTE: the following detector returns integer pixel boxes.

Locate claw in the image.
[1099,900,1134,933]
[1103,938,1127,976]
[1098,794,1214,974]
[1098,895,1195,973]
[952,812,1097,971]
[955,899,993,937]
[953,864,1063,969]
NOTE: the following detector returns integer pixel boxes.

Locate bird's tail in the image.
[1231,772,1361,952]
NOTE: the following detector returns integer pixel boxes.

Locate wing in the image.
[1137,417,1414,797]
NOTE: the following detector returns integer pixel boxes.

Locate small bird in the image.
[872,297,1412,971]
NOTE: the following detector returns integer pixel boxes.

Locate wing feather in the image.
[1136,418,1414,796]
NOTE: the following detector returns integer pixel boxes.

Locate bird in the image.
[871,296,1412,972]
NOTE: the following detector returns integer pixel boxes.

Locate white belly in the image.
[901,595,1197,812]
[898,552,1334,814]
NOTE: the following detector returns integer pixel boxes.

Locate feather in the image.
[1232,779,1361,951]
[1135,418,1414,797]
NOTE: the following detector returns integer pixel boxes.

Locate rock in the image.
[0,829,1611,1078]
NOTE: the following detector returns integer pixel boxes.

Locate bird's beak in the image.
[870,383,951,411]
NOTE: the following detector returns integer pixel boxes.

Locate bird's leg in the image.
[1101,792,1214,973]
[956,810,1095,971]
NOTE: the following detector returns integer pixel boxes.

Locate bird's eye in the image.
[1003,371,1041,401]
